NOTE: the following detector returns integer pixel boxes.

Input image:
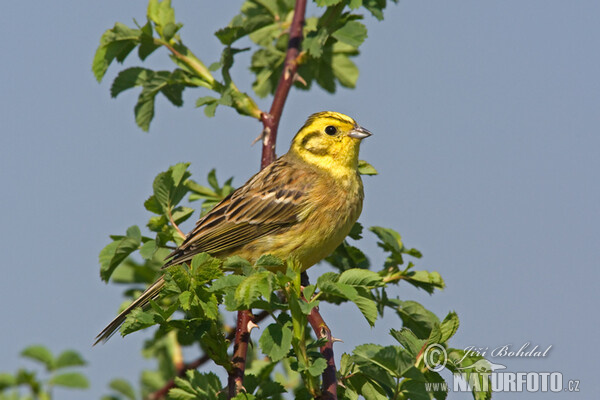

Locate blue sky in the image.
[1,1,598,399]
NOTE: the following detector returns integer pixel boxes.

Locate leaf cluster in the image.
[92,0,398,131]
[0,346,88,400]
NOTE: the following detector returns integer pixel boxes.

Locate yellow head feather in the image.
[288,111,371,175]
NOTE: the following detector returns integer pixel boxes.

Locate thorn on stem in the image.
[247,320,259,332]
[252,127,268,146]
[293,73,307,86]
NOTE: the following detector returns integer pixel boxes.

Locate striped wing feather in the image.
[164,157,312,267]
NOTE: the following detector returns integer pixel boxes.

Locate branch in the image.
[147,311,269,400]
[307,307,338,400]
[260,0,308,168]
[228,309,257,397]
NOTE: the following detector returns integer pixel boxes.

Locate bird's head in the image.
[289,111,372,172]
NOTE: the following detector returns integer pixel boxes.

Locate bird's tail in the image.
[94,276,165,345]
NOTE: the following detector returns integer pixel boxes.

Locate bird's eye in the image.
[325,125,337,135]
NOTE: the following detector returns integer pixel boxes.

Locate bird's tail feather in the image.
[94,276,165,345]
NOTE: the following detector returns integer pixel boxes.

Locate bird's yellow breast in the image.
[235,165,364,270]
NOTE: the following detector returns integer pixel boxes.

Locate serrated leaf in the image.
[338,269,382,287]
[439,312,459,343]
[48,372,89,389]
[255,254,285,268]
[325,241,370,271]
[395,300,440,339]
[110,67,151,98]
[92,23,141,82]
[259,323,293,362]
[109,378,136,400]
[210,274,245,292]
[121,308,159,335]
[134,87,157,131]
[21,346,54,370]
[222,255,252,271]
[99,226,142,282]
[307,357,328,377]
[352,287,378,326]
[235,272,273,306]
[390,328,425,357]
[404,270,445,293]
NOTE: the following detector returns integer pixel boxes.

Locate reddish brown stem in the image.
[147,311,269,400]
[228,309,255,397]
[260,0,307,168]
[307,307,338,400]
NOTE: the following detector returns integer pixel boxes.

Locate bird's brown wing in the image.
[164,157,314,267]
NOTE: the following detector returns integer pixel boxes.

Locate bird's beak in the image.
[348,126,372,139]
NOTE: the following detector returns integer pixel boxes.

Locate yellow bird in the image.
[95,111,372,344]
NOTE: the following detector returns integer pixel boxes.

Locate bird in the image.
[95,111,372,344]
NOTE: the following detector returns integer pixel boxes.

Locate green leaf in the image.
[139,240,157,259]
[369,226,403,260]
[358,160,378,175]
[332,54,359,88]
[109,378,136,400]
[92,23,141,82]
[351,287,378,326]
[21,345,54,370]
[404,269,445,294]
[235,271,273,306]
[390,328,425,358]
[332,21,367,47]
[347,373,389,400]
[399,379,431,400]
[48,372,89,389]
[394,300,440,339]
[210,274,245,292]
[110,67,152,97]
[307,357,328,377]
[338,269,382,287]
[325,241,369,271]
[259,322,293,362]
[255,254,285,269]
[54,350,86,369]
[99,226,142,282]
[121,308,159,335]
[439,312,460,343]
[222,255,252,271]
[152,163,191,212]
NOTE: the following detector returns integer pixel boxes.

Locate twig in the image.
[167,207,186,239]
[260,0,307,167]
[228,309,255,397]
[307,307,338,400]
[147,311,269,400]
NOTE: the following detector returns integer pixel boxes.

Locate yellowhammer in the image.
[95,111,371,344]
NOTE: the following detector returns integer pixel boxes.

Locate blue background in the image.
[1,1,598,398]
